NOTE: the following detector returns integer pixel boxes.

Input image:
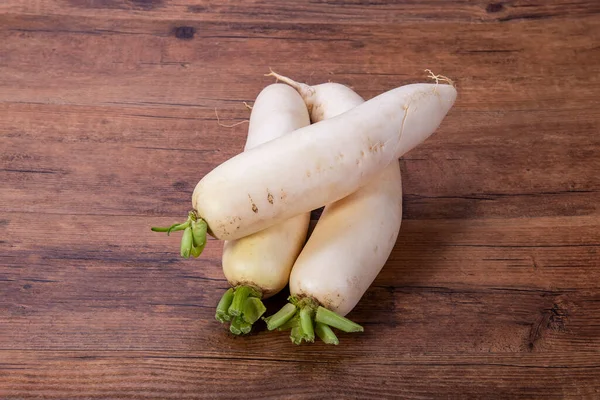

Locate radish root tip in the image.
[425,69,455,94]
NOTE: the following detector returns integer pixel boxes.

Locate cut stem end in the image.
[215,285,265,335]
[263,297,363,345]
[151,211,208,258]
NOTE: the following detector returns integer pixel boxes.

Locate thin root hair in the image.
[424,69,455,92]
[214,108,250,128]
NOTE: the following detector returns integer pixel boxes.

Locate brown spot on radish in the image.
[347,275,361,290]
[216,222,229,237]
[360,150,365,157]
[369,142,384,153]
[225,216,238,226]
[319,297,335,310]
[248,194,258,213]
[320,293,343,310]
[306,170,311,178]
[280,189,287,201]
[267,192,274,204]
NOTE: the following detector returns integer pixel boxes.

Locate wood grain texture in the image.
[1,0,600,398]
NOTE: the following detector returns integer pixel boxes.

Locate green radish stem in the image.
[215,285,265,335]
[190,244,202,258]
[215,288,234,323]
[289,306,314,344]
[315,322,339,345]
[242,297,267,324]
[277,314,299,331]
[180,227,193,258]
[290,326,303,345]
[150,221,189,234]
[264,303,297,330]
[228,286,260,317]
[264,296,363,344]
[151,211,208,258]
[299,307,315,342]
[230,316,252,335]
[315,306,364,333]
[192,220,207,246]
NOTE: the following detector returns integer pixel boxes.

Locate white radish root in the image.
[214,84,311,335]
[263,72,404,344]
[191,76,455,242]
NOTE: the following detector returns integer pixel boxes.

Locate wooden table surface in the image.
[2,1,600,398]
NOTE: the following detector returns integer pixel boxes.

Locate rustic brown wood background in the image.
[2,0,600,398]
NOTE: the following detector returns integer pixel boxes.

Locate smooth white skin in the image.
[288,82,403,316]
[221,84,311,298]
[193,83,456,240]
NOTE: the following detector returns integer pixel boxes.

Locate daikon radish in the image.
[264,72,406,344]
[213,84,311,334]
[152,73,456,258]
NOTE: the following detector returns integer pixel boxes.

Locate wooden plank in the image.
[3,280,600,353]
[2,213,600,284]
[2,213,599,352]
[2,104,599,219]
[0,13,598,107]
[1,351,599,399]
[2,0,600,24]
[1,11,598,220]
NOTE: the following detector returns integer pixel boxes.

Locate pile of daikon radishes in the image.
[152,70,457,345]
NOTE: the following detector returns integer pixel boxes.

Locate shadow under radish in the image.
[350,157,478,330]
